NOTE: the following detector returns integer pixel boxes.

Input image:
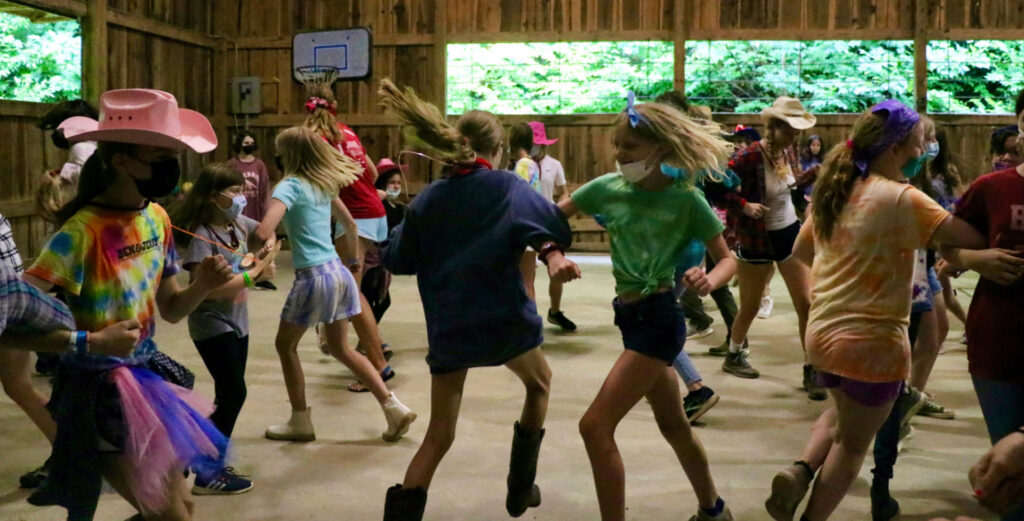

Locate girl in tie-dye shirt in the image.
[765,100,986,521]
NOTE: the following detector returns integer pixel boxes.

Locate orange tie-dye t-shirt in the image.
[803,174,949,383]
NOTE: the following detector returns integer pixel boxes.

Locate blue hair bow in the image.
[626,91,650,128]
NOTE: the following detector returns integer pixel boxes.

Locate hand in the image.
[89,319,141,357]
[256,262,276,282]
[345,258,362,274]
[681,266,712,296]
[935,258,961,278]
[194,254,234,290]
[742,202,769,219]
[546,252,581,283]
[966,248,1024,286]
[969,431,1024,515]
[259,237,277,258]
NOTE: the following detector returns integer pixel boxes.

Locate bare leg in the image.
[803,390,895,521]
[646,365,719,508]
[101,453,192,521]
[350,292,388,372]
[402,370,468,490]
[549,278,564,313]
[799,407,837,470]
[777,256,812,353]
[939,271,968,326]
[933,290,951,348]
[579,350,675,521]
[730,261,773,346]
[520,251,538,301]
[909,309,940,391]
[322,319,391,403]
[504,347,552,432]
[274,319,310,411]
[0,350,56,442]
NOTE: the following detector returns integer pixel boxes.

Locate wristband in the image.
[242,271,254,288]
[345,258,359,266]
[739,198,747,208]
[537,242,565,266]
[66,331,89,356]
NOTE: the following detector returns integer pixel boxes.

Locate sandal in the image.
[347,366,395,393]
[357,343,394,361]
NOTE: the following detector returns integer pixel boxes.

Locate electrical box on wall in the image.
[231,76,262,114]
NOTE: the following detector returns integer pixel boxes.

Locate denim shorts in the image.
[736,220,800,264]
[816,370,902,407]
[612,291,685,364]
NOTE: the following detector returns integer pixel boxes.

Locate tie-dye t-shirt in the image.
[514,157,541,193]
[802,175,949,383]
[27,203,180,357]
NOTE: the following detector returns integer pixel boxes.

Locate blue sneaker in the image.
[192,467,253,495]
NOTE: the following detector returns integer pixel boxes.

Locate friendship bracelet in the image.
[242,271,254,288]
[66,331,89,356]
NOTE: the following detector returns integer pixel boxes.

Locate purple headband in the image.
[852,99,920,177]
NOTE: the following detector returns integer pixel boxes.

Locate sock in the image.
[795,460,815,480]
[729,339,744,354]
[800,516,813,521]
[700,497,725,517]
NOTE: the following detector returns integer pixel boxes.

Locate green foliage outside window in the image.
[0,12,81,103]
[448,39,1024,115]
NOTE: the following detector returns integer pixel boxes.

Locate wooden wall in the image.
[0,0,217,258]
[0,0,1020,255]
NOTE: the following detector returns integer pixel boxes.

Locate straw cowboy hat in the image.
[58,89,217,153]
[760,97,816,130]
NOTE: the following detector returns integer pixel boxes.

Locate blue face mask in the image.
[901,154,928,179]
[924,141,940,161]
[660,163,689,180]
[221,194,247,220]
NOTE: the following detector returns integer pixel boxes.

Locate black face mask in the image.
[241,144,256,154]
[131,158,181,200]
[51,130,70,150]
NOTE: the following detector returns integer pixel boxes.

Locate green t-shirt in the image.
[572,173,725,295]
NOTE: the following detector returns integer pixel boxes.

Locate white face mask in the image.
[616,151,658,183]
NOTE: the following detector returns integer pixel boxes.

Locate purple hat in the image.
[852,99,920,176]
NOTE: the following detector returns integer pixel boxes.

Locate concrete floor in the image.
[0,252,997,520]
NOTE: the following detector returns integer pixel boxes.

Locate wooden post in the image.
[433,0,448,111]
[673,0,686,93]
[211,39,229,161]
[913,0,928,112]
[82,0,108,104]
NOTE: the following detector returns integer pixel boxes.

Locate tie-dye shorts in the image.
[281,258,361,327]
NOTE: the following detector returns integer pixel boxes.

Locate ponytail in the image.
[811,110,887,240]
[378,79,502,165]
[302,84,343,144]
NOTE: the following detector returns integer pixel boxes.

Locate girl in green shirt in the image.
[558,98,738,521]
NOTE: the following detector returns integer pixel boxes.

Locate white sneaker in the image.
[265,407,315,442]
[686,326,714,340]
[382,394,417,442]
[757,296,774,319]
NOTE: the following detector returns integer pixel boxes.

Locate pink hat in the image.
[58,89,217,153]
[376,158,407,174]
[527,121,557,145]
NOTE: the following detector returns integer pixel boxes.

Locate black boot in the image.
[506,422,545,517]
[870,477,900,521]
[383,484,427,521]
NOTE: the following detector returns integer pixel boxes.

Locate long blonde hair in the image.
[303,84,344,145]
[378,79,503,165]
[275,126,361,196]
[624,102,733,182]
[35,170,77,224]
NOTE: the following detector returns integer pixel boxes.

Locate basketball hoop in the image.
[295,65,339,87]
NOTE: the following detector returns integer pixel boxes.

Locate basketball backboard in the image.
[292,27,373,82]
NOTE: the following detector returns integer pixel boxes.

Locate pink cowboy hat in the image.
[58,89,217,153]
[527,121,558,145]
[376,158,408,175]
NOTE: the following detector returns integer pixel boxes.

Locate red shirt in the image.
[954,168,1024,382]
[227,157,270,221]
[332,123,386,220]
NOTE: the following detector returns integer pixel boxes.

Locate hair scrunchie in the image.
[305,97,336,115]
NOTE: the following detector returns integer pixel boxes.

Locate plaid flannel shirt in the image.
[713,142,800,256]
[0,215,23,274]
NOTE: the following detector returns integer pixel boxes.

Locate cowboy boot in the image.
[505,422,545,517]
[383,484,427,521]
